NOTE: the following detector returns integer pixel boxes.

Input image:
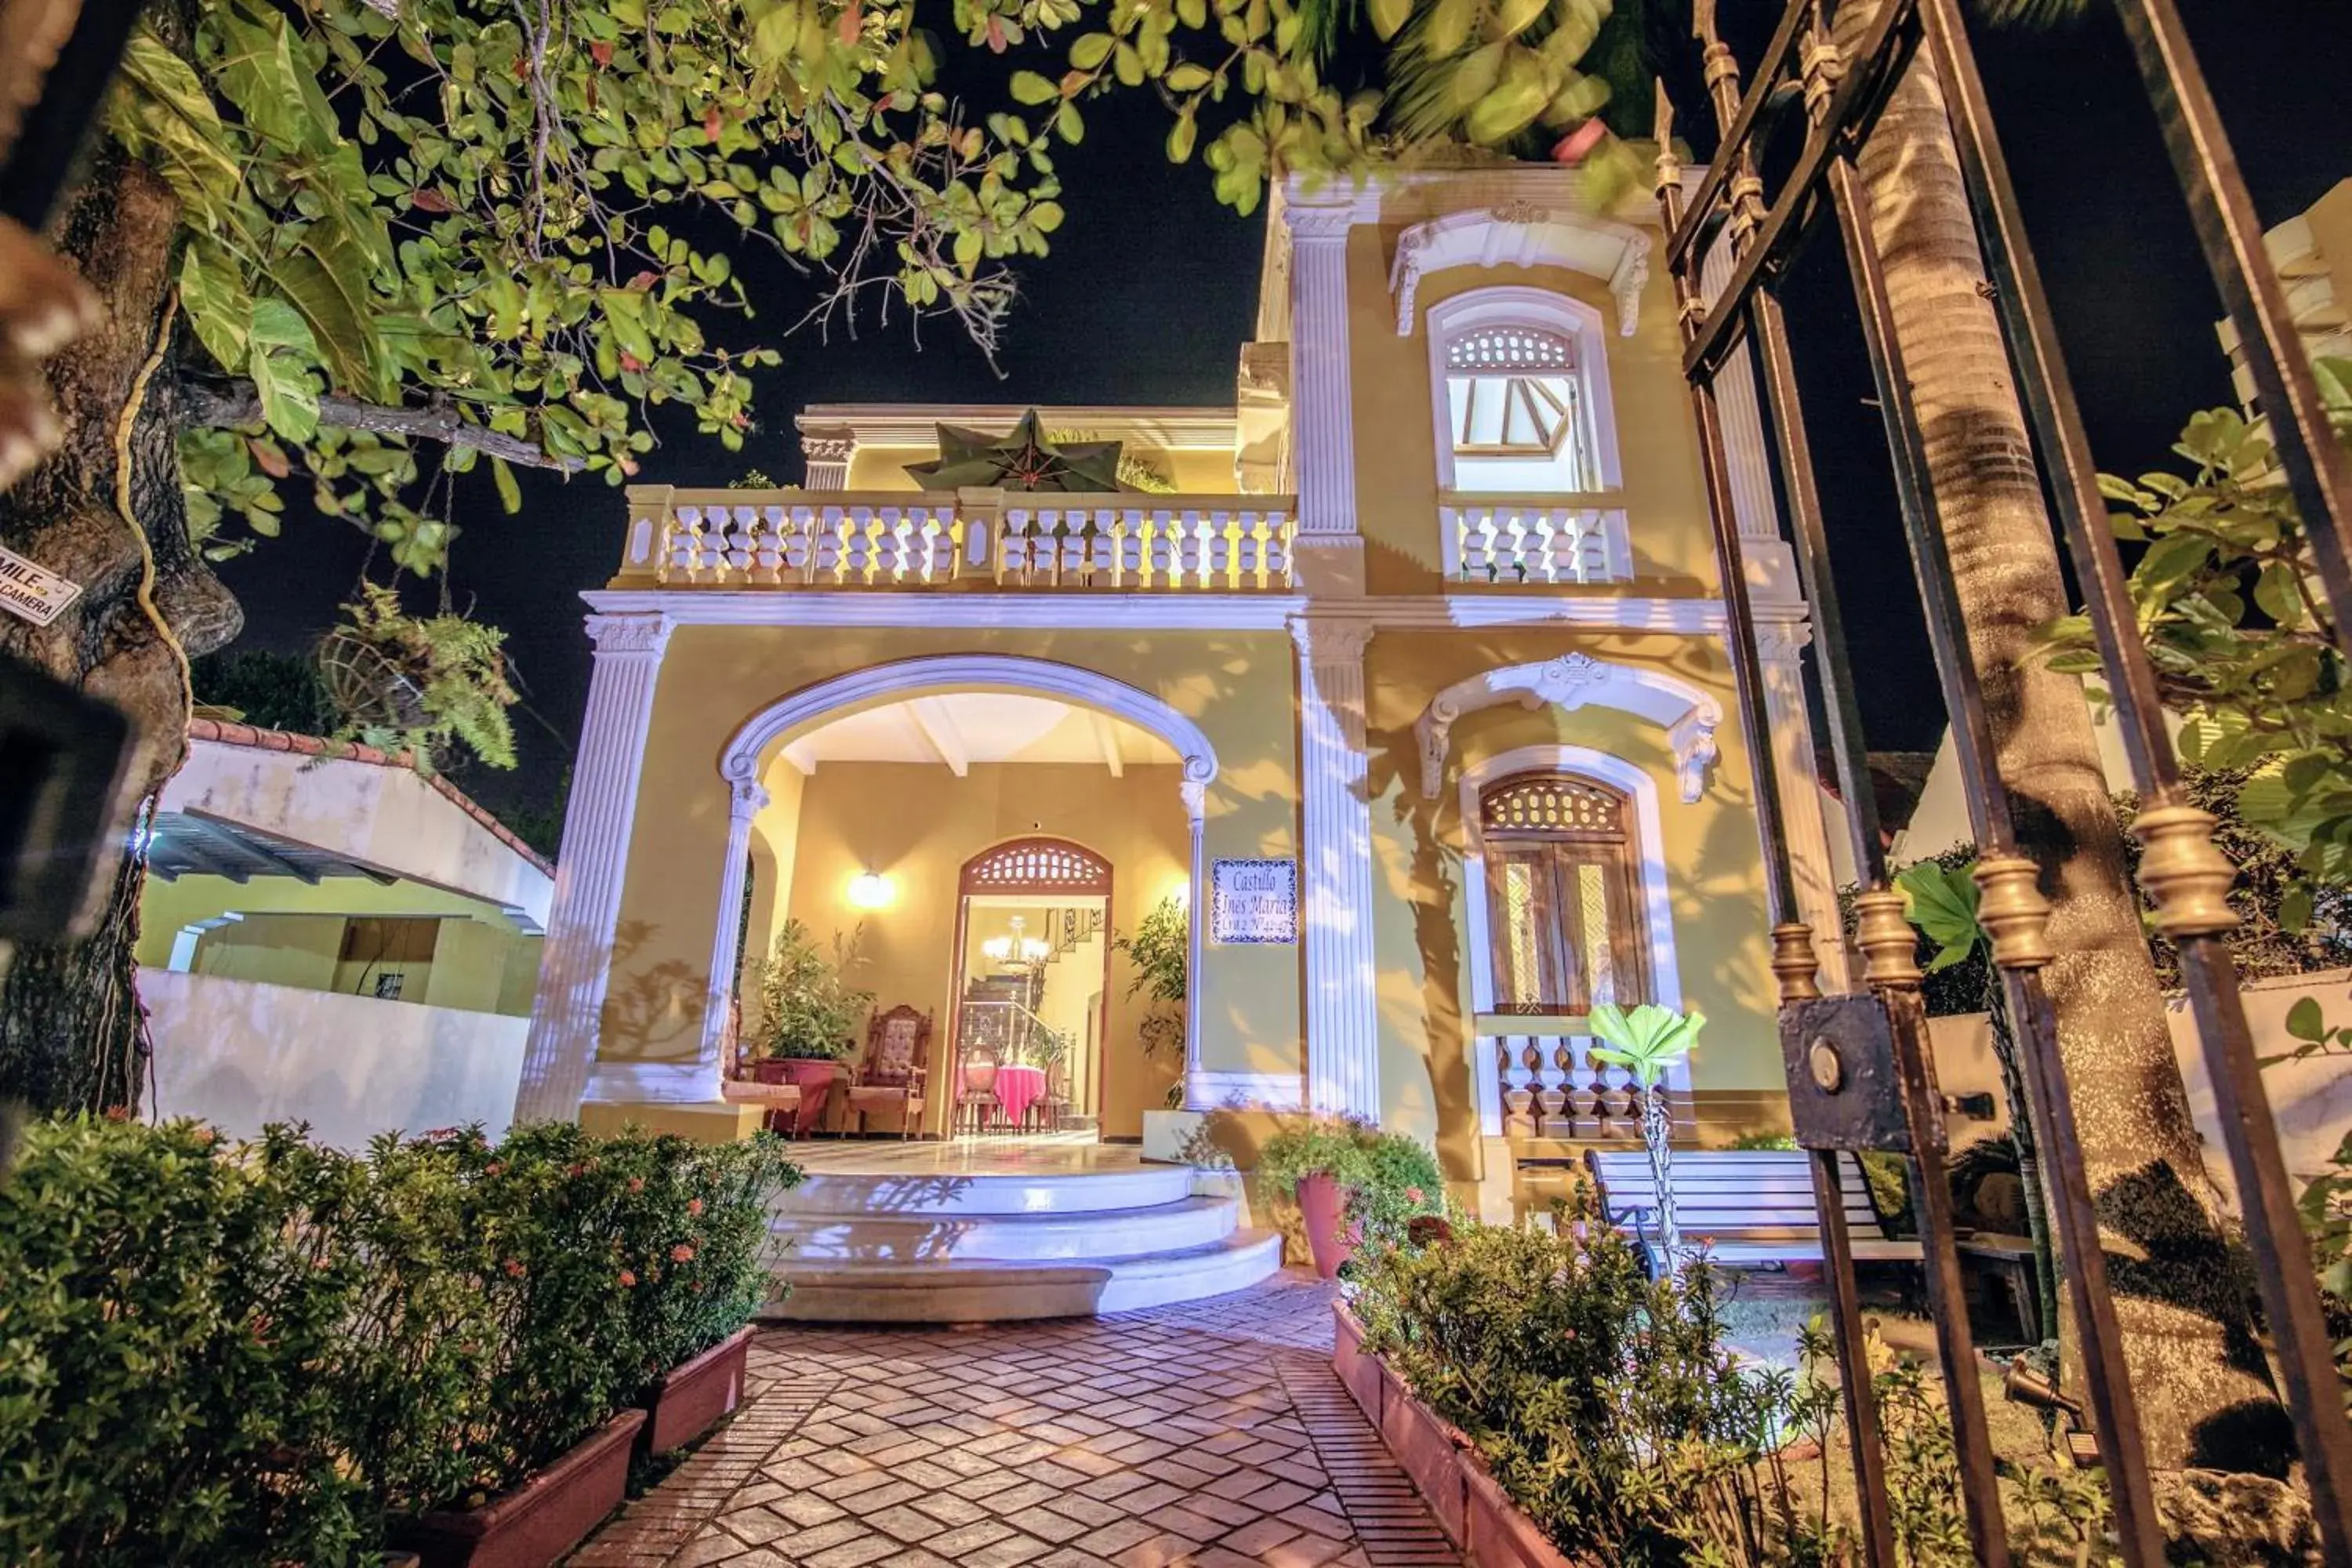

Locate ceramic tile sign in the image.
[0,546,82,627]
[1211,858,1298,945]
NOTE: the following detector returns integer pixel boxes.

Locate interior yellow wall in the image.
[602,625,1305,1116]
[780,762,1182,1140]
[1343,227,1721,599]
[1359,627,1779,1182]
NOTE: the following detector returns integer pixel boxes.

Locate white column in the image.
[1697,176,1850,989]
[1292,615,1382,1120]
[1757,621,1851,989]
[516,612,673,1123]
[691,773,771,1098]
[1180,779,1211,1109]
[1282,189,1368,596]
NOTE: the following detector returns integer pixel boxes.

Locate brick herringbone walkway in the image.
[570,1272,1459,1568]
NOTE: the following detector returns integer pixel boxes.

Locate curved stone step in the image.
[773,1194,1238,1264]
[776,1159,1193,1219]
[763,1229,1284,1323]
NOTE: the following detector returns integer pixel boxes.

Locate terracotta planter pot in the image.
[1330,1304,1383,1419]
[395,1408,645,1568]
[1332,1308,1584,1568]
[1463,1453,1578,1568]
[753,1058,841,1135]
[1294,1171,1358,1280]
[639,1327,755,1457]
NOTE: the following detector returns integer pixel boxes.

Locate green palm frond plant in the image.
[1586,1001,1702,1261]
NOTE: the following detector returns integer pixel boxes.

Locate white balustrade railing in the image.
[652,499,965,586]
[617,488,1297,591]
[1484,1030,1632,1140]
[1446,503,1632,585]
[996,501,1292,590]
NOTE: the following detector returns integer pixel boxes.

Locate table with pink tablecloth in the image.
[992,1064,1047,1127]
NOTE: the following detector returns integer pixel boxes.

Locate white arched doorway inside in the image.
[704,655,1218,1127]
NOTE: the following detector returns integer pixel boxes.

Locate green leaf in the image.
[491,456,523,514]
[2288,996,2328,1044]
[1895,859,1984,953]
[1054,101,1085,143]
[178,243,253,371]
[1427,0,1475,54]
[248,338,320,444]
[1009,70,1060,104]
[1166,112,1197,163]
[1165,62,1214,92]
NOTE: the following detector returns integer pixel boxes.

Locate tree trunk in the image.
[0,151,241,1116]
[1832,10,2285,1468]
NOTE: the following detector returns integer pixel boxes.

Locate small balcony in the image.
[615,485,1298,593]
[1443,495,1632,585]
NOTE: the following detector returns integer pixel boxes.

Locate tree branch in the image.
[180,380,586,472]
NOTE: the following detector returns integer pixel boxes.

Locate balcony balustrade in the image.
[617,485,1296,592]
[1444,497,1632,585]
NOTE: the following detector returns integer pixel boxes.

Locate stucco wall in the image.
[145,967,526,1148]
[600,625,1304,1105]
[777,760,1188,1138]
[1929,969,2352,1196]
[1359,627,1778,1174]
[1345,228,1720,598]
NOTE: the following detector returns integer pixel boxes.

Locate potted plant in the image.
[748,920,873,1135]
[1585,1002,1704,1266]
[1114,894,1189,1108]
[1258,1116,1443,1279]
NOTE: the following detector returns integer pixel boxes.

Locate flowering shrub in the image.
[1349,1192,1843,1565]
[0,1116,800,1564]
[1255,1113,1444,1247]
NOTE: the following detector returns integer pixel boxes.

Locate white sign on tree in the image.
[1211,858,1298,945]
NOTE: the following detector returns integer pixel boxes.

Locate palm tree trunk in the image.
[1830,8,2283,1468]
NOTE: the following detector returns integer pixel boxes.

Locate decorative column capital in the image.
[728,779,771,822]
[1289,615,1375,666]
[1752,618,1813,662]
[585,612,673,658]
[1281,194,1368,242]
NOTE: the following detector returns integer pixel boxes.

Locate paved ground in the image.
[572,1272,1458,1568]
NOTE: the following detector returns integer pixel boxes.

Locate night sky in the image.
[220,1,2352,822]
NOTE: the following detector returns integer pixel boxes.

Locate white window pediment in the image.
[1413,653,1722,804]
[1389,205,1653,339]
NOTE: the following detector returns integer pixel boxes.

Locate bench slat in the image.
[1583,1148,1915,1272]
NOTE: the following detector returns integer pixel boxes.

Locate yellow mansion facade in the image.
[515,166,1849,1193]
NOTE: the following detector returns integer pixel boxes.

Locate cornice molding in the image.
[579,587,1776,636]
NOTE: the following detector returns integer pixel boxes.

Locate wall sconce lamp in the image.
[847,870,893,910]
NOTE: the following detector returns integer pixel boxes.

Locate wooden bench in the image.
[1584,1149,1924,1272]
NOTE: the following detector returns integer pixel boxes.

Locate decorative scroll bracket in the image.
[1413,652,1721,803]
[1390,206,1653,338]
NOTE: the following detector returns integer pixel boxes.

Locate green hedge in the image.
[0,1116,800,1566]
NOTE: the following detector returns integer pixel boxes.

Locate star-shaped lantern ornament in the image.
[902,408,1127,492]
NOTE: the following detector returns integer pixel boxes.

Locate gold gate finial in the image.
[1972,856,2056,970]
[1852,887,1922,989]
[2132,804,2240,938]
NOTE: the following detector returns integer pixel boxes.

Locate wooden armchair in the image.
[1033,1053,1073,1132]
[844,1004,931,1138]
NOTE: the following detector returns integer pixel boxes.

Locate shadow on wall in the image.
[597,919,709,1064]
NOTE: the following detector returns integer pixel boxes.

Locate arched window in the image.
[1428,287,1621,496]
[1479,772,1650,1014]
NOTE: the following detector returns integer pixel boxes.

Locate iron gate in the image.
[1657,2,2352,1563]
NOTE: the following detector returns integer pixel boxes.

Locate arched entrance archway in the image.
[951,836,1115,1135]
[699,656,1215,1113]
